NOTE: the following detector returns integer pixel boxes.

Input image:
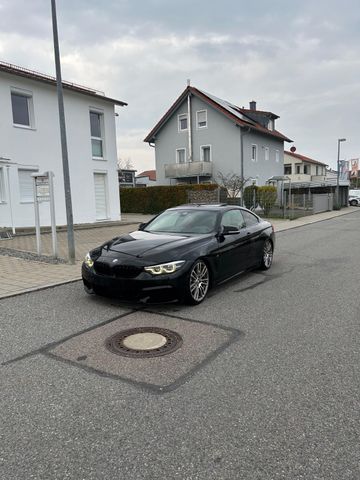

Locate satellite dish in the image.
[290,146,296,153]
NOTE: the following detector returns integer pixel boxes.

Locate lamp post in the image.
[336,138,346,208]
[51,0,76,264]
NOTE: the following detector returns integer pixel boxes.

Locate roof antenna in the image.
[187,78,191,87]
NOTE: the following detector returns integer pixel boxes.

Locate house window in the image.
[0,168,5,202]
[265,147,269,161]
[18,169,37,202]
[296,165,301,174]
[90,111,104,158]
[304,165,310,175]
[196,110,207,129]
[251,144,257,162]
[11,90,33,127]
[201,145,211,162]
[284,164,292,175]
[275,150,280,163]
[268,119,274,131]
[176,148,186,164]
[178,114,188,131]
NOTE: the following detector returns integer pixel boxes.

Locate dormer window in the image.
[178,114,188,131]
[268,119,274,131]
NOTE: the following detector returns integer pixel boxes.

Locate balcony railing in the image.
[164,161,213,178]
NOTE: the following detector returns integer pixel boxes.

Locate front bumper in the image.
[81,263,188,303]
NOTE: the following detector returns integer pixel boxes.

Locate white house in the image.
[0,61,127,229]
[284,150,327,182]
[136,170,156,186]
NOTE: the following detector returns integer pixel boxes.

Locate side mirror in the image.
[139,222,147,231]
[222,225,240,235]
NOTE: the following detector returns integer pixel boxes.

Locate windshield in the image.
[144,209,218,234]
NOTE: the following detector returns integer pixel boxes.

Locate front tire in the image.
[260,240,273,270]
[183,260,210,305]
[350,200,358,206]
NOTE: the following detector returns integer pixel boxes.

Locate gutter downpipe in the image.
[187,89,194,180]
[240,126,251,205]
[5,165,15,235]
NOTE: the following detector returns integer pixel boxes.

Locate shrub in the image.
[257,186,277,216]
[243,185,259,209]
[120,184,219,214]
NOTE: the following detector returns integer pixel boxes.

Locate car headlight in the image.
[144,260,185,275]
[84,252,94,268]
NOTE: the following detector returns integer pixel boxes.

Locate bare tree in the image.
[117,157,134,170]
[216,171,250,198]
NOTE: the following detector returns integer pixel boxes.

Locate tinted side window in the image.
[242,210,259,226]
[221,210,245,229]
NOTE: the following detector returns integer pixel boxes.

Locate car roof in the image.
[169,203,229,211]
[168,203,257,213]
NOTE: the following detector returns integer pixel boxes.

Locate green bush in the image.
[257,186,277,216]
[120,184,219,214]
[243,185,259,209]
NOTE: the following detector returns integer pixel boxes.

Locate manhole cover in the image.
[105,327,183,358]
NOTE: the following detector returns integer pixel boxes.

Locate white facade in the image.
[0,65,125,228]
[284,151,327,183]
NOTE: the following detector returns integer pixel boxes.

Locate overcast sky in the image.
[1,0,359,171]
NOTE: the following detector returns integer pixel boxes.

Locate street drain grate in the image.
[105,327,183,358]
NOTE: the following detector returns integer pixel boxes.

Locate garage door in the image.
[94,173,108,220]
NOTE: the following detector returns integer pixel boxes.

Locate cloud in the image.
[1,0,360,168]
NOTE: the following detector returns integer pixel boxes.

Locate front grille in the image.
[94,261,112,276]
[113,265,142,279]
[94,260,142,279]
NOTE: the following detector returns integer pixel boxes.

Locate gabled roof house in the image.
[144,85,292,186]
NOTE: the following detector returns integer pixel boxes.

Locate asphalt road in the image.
[1,211,360,480]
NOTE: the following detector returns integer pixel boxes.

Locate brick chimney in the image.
[249,100,256,111]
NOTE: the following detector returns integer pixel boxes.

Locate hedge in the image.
[257,185,277,216]
[120,184,219,214]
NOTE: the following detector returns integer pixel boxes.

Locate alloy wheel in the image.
[262,240,273,269]
[189,260,209,303]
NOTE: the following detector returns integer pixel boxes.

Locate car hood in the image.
[105,230,211,259]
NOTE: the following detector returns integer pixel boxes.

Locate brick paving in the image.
[0,209,358,300]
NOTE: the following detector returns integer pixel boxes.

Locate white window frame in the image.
[296,164,301,174]
[178,114,188,132]
[275,149,280,163]
[304,164,310,175]
[196,110,207,129]
[0,167,6,203]
[18,168,38,203]
[10,87,35,129]
[176,148,187,164]
[90,108,105,160]
[268,119,274,131]
[251,144,258,162]
[200,145,212,163]
[264,146,270,161]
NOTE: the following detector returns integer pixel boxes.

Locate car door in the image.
[214,209,251,281]
[241,209,264,267]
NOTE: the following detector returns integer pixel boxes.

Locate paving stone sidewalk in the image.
[0,208,358,299]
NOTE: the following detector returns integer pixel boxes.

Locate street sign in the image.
[35,176,50,202]
[32,171,57,257]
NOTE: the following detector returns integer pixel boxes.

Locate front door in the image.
[94,173,108,220]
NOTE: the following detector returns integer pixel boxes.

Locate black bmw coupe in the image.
[82,204,275,305]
